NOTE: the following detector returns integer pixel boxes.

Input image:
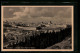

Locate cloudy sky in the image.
[3,6,72,24]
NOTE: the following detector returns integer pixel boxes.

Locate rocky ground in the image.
[46,36,72,49]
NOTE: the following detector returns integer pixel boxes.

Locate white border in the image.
[1,6,74,51]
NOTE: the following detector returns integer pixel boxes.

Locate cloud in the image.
[3,7,72,24]
[9,8,14,11]
[7,7,72,19]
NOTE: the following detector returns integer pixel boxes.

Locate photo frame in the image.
[1,0,79,53]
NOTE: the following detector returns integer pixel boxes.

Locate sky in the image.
[3,6,72,24]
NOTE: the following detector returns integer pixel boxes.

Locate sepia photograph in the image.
[1,6,74,51]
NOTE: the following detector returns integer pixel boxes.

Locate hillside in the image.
[46,36,72,49]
